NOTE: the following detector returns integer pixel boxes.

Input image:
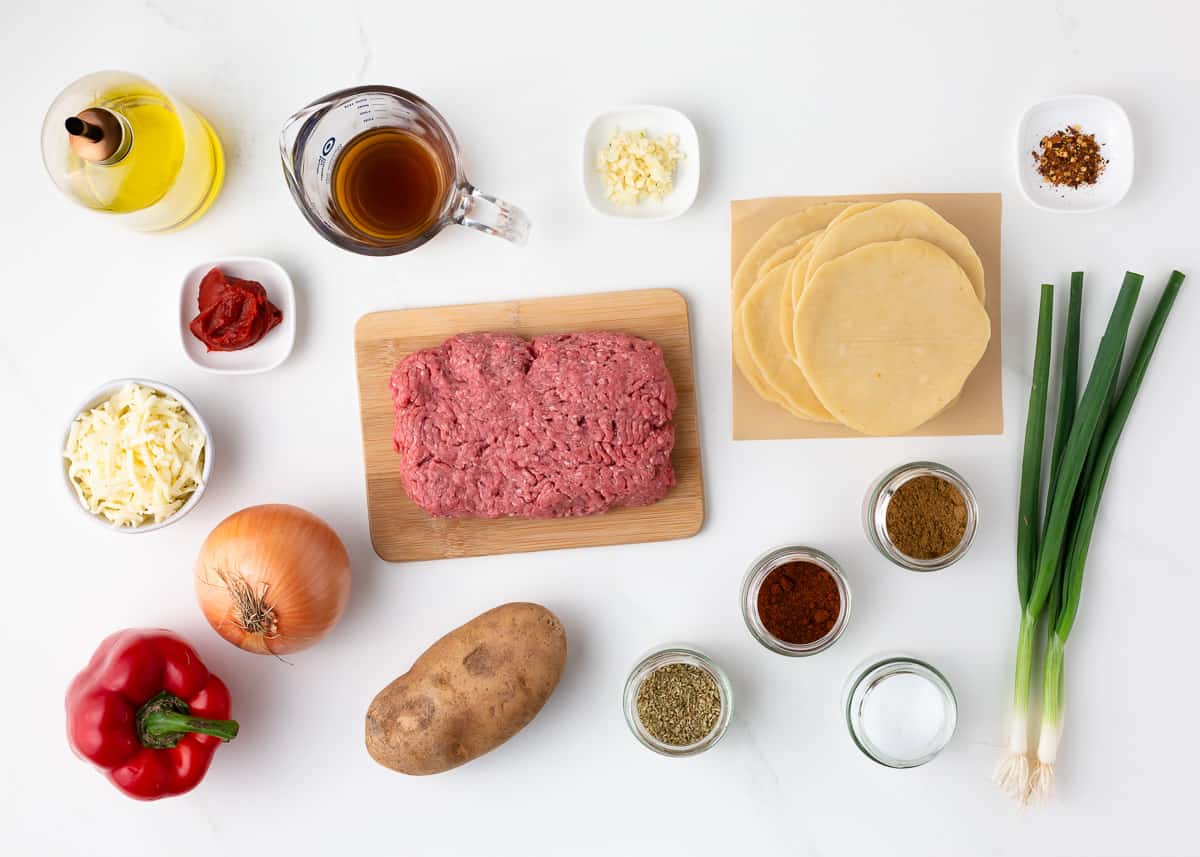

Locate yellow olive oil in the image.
[81,87,186,213]
[44,72,225,231]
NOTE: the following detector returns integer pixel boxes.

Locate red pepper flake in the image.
[189,267,283,352]
[1032,125,1108,189]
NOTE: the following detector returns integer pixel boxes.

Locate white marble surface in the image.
[3,2,1198,855]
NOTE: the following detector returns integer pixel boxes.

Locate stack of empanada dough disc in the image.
[732,199,991,435]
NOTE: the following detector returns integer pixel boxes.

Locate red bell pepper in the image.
[66,629,239,800]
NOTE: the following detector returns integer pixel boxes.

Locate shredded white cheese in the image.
[595,128,684,206]
[64,382,207,527]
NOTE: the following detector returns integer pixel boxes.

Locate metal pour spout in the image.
[66,107,131,164]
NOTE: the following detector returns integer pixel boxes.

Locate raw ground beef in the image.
[389,331,678,518]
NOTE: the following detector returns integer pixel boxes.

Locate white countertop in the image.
[3,2,1198,855]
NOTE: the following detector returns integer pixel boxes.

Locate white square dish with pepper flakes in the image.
[1016,94,1134,213]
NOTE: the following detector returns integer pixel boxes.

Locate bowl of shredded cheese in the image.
[583,105,699,220]
[62,379,212,532]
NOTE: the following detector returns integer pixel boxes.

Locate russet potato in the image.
[365,602,567,775]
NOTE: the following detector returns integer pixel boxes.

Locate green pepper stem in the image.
[143,710,239,742]
[136,691,239,749]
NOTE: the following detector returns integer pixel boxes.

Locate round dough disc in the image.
[806,199,986,303]
[781,243,815,362]
[731,201,856,306]
[742,263,836,422]
[793,238,991,435]
[733,312,784,406]
[733,241,808,407]
[733,203,862,404]
[789,202,881,305]
[733,233,821,409]
[758,232,817,279]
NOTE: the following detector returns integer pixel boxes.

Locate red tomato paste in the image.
[189,268,283,352]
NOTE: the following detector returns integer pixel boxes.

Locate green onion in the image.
[1031,271,1185,799]
[1025,272,1143,621]
[1009,270,1139,802]
[1018,284,1055,606]
[1031,275,1082,803]
[1044,273,1083,630]
[1046,273,1084,506]
[994,283,1053,799]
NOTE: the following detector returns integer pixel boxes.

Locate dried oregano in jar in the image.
[635,662,721,746]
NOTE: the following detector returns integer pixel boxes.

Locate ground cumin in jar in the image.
[864,462,979,571]
[741,546,851,656]
[885,476,967,560]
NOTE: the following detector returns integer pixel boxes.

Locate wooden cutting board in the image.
[354,288,704,562]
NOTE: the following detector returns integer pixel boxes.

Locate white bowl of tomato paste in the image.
[179,256,296,374]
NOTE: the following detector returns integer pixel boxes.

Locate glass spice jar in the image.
[622,644,733,757]
[843,654,958,769]
[863,461,979,572]
[741,546,852,657]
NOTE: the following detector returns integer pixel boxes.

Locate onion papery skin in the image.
[194,504,351,655]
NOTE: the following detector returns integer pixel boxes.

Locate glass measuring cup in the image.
[280,86,530,255]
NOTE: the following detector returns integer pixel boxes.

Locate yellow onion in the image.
[194,504,351,655]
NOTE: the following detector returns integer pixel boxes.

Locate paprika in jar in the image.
[740,546,851,656]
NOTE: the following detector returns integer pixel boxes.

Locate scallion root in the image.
[994,752,1031,800]
[1029,761,1055,802]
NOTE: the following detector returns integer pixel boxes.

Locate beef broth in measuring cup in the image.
[331,128,450,243]
[280,87,529,255]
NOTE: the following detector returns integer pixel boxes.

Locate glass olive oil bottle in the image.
[42,71,224,231]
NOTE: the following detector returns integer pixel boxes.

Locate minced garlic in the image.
[595,128,684,206]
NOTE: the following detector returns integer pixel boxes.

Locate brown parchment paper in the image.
[731,193,1004,440]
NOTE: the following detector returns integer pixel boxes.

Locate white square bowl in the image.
[1016,94,1133,213]
[180,256,296,374]
[583,105,700,220]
